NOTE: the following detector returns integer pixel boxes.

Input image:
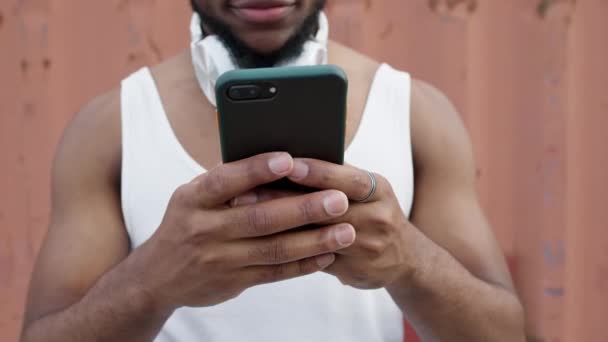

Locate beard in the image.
[191,0,326,68]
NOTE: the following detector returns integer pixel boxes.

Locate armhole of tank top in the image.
[120,69,145,242]
[384,65,415,217]
[401,71,415,218]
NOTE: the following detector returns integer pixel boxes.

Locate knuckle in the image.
[374,172,388,185]
[217,212,237,233]
[172,184,192,205]
[361,238,386,258]
[375,173,393,196]
[318,169,333,186]
[244,206,273,236]
[199,249,224,268]
[260,239,290,263]
[184,213,203,238]
[202,171,228,198]
[188,212,220,239]
[163,204,196,237]
[369,206,393,227]
[352,171,369,191]
[297,198,318,222]
[245,160,267,184]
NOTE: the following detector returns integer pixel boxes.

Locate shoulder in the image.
[57,51,191,184]
[409,78,476,183]
[60,88,121,157]
[54,87,122,190]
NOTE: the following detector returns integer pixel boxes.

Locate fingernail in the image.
[335,224,356,247]
[289,160,309,180]
[316,254,335,268]
[323,192,348,216]
[268,153,293,175]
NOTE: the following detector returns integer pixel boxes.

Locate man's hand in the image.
[288,159,416,289]
[130,152,357,313]
[230,158,418,290]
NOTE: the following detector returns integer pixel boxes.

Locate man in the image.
[21,1,525,341]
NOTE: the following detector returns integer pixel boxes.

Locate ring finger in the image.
[287,159,384,202]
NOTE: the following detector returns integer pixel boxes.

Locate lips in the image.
[229,0,297,24]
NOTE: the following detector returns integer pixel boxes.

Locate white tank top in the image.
[120,64,414,342]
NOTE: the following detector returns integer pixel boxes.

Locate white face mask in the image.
[190,11,329,106]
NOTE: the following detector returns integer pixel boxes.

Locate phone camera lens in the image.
[228,85,261,101]
[229,88,241,99]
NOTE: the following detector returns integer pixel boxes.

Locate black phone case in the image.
[216,65,347,164]
[216,65,348,190]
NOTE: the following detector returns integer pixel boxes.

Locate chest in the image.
[120,66,414,247]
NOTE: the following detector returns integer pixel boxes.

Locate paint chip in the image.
[543,287,565,297]
[43,58,52,70]
[428,0,477,19]
[21,60,29,73]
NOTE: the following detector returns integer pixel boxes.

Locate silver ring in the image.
[353,170,377,203]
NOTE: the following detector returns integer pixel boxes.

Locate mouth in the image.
[229,0,297,25]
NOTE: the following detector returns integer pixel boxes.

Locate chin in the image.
[240,30,294,54]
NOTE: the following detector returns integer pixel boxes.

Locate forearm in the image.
[387,231,525,342]
[21,258,173,342]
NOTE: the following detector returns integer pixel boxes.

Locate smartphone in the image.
[215,65,348,188]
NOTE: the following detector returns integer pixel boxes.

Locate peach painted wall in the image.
[1,1,606,341]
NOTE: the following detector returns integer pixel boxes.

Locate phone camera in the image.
[228,85,261,101]
[228,83,278,101]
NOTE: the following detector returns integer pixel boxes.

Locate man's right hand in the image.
[128,152,356,312]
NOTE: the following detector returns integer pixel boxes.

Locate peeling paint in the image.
[148,37,163,61]
[42,58,51,70]
[542,240,566,269]
[20,59,29,73]
[544,287,565,297]
[378,23,393,40]
[428,0,477,19]
[538,0,576,22]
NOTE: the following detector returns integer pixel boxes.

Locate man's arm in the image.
[21,91,171,341]
[22,89,358,342]
[220,75,525,340]
[386,80,525,341]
